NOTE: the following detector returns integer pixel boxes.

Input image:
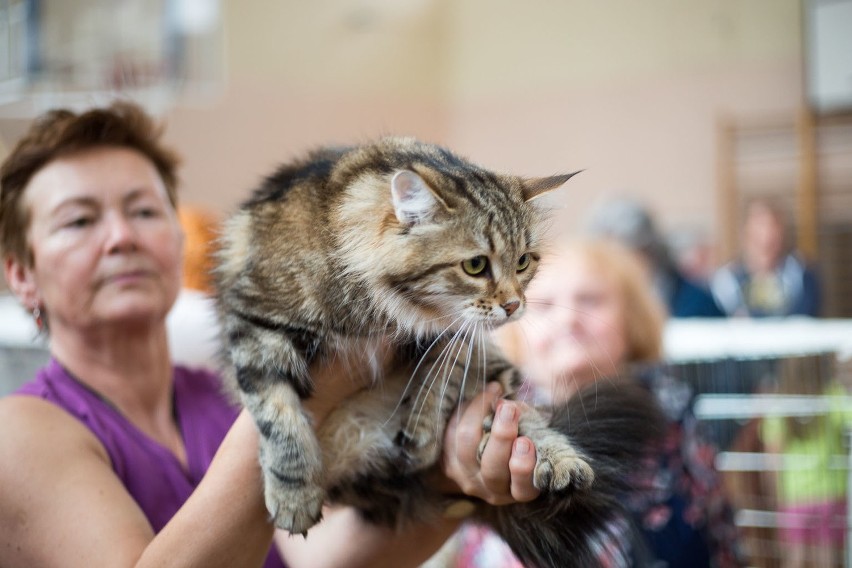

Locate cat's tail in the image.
[475,378,667,568]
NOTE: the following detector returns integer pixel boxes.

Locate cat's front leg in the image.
[518,409,595,492]
[480,405,594,493]
[242,379,325,535]
[479,363,595,494]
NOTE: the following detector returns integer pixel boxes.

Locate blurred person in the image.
[0,102,540,568]
[449,239,742,567]
[761,355,852,568]
[670,228,717,284]
[584,197,724,318]
[711,198,820,317]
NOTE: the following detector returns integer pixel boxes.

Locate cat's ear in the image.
[390,170,447,225]
[521,170,583,202]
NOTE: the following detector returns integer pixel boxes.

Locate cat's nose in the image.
[501,300,520,317]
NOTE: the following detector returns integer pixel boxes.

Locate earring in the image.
[32,305,44,330]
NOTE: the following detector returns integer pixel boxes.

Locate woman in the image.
[453,239,742,567]
[0,102,539,568]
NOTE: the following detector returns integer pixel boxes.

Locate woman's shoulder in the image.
[0,394,108,460]
[0,395,157,568]
[0,395,112,505]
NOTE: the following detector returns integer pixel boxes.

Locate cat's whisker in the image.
[405,315,465,385]
[412,321,467,423]
[427,323,466,440]
[479,322,491,409]
[438,320,477,441]
[402,323,460,431]
[439,321,471,407]
[408,320,469,434]
[381,314,468,428]
[460,321,482,415]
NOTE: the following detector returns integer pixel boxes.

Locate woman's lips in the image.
[105,269,152,285]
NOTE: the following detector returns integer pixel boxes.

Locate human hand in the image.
[441,382,540,505]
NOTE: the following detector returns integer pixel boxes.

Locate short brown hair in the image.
[0,101,180,265]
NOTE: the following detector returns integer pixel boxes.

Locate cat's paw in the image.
[533,451,594,493]
[393,427,441,471]
[264,474,325,536]
[477,423,594,493]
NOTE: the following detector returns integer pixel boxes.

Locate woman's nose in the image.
[104,213,138,253]
[554,300,581,328]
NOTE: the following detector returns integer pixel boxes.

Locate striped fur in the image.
[214,138,662,564]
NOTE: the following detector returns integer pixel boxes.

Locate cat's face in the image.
[346,167,572,340]
[333,138,576,338]
[377,213,539,337]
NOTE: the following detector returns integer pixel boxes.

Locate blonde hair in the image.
[541,238,666,363]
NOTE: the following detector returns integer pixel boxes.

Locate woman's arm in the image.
[138,410,275,567]
[0,366,538,568]
[0,398,275,568]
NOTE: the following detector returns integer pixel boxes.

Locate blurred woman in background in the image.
[450,238,742,567]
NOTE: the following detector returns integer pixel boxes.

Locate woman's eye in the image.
[66,217,93,228]
[577,293,604,309]
[134,207,159,218]
[462,255,488,276]
[517,253,531,272]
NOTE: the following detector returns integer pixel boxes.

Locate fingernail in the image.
[514,438,530,455]
[487,382,503,397]
[499,402,515,422]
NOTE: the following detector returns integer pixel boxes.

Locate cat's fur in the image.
[214,137,664,567]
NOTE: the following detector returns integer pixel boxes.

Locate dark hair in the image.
[0,101,180,266]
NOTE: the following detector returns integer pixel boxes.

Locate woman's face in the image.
[10,146,184,334]
[521,252,628,402]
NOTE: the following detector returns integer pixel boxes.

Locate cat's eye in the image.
[462,256,488,276]
[517,253,531,272]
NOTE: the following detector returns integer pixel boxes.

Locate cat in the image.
[214,137,664,567]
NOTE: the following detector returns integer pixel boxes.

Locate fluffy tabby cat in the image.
[214,137,663,567]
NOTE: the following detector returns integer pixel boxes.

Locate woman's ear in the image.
[4,255,40,309]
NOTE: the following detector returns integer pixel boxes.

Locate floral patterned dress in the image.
[451,369,744,568]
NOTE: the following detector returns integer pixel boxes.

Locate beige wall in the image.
[2,0,806,253]
[444,63,802,243]
[166,0,803,249]
[439,0,803,245]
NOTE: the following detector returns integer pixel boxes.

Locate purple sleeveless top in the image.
[15,358,286,568]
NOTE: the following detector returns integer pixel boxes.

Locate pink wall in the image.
[165,61,803,263]
[445,62,804,245]
[166,77,449,213]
